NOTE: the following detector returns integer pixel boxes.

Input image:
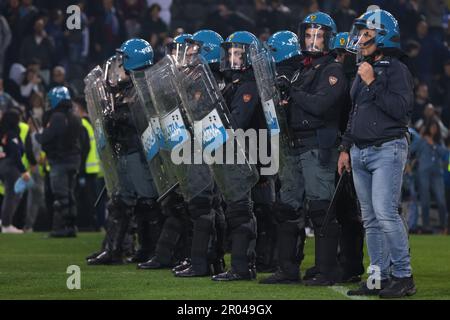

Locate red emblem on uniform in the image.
[243,94,252,103]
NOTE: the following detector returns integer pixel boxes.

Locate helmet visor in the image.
[299,24,333,54]
[220,43,251,71]
[172,41,202,67]
[106,55,129,88]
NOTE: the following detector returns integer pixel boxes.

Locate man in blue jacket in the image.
[338,9,416,298]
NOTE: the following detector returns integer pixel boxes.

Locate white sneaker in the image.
[305,227,314,238]
[1,225,24,234]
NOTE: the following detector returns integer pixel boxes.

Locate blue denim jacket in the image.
[410,132,449,173]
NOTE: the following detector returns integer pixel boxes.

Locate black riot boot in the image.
[138,195,186,270]
[209,204,226,275]
[87,200,133,265]
[304,201,342,286]
[49,198,77,238]
[176,211,215,277]
[127,200,162,263]
[255,204,278,273]
[212,214,257,281]
[260,219,303,284]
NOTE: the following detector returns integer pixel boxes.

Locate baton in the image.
[157,182,180,203]
[318,170,348,238]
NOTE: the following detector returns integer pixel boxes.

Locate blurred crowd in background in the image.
[0,0,450,234]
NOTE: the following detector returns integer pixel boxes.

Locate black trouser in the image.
[0,159,22,227]
[252,177,277,271]
[153,192,188,265]
[49,160,80,232]
[225,192,257,275]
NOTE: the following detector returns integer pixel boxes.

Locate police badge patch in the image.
[329,76,338,86]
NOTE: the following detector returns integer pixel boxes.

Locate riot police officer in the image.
[137,34,195,271]
[87,39,160,265]
[36,87,83,238]
[339,9,416,298]
[211,31,267,281]
[168,29,228,277]
[258,30,306,284]
[267,13,348,286]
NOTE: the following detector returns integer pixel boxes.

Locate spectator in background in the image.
[204,2,255,39]
[0,14,12,78]
[387,0,422,41]
[4,63,25,104]
[412,82,431,124]
[19,16,55,85]
[422,0,446,43]
[3,0,21,74]
[23,114,46,232]
[410,120,449,234]
[269,0,293,32]
[48,66,77,97]
[140,3,167,45]
[436,60,450,127]
[333,0,357,33]
[20,68,45,112]
[0,108,30,234]
[91,0,125,64]
[255,0,271,33]
[45,9,66,66]
[16,0,39,43]
[415,103,449,139]
[120,0,147,39]
[0,78,19,112]
[64,1,90,83]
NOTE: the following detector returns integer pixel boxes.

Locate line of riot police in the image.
[79,9,401,288]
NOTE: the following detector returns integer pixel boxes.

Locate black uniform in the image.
[87,86,160,265]
[288,54,348,284]
[212,69,265,280]
[37,102,82,237]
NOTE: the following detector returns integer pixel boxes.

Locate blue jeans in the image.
[350,138,412,279]
[418,168,448,229]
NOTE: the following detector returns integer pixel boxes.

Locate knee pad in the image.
[188,197,213,220]
[273,202,301,223]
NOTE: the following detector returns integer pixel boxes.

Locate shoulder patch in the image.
[329,76,338,86]
[243,94,252,103]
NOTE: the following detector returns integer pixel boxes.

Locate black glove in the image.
[276,75,291,100]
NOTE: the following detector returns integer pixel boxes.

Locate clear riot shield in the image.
[144,55,213,201]
[84,66,120,197]
[176,56,259,202]
[250,45,291,174]
[129,70,178,197]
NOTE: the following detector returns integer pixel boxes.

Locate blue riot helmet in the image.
[47,86,71,109]
[332,32,349,53]
[298,12,337,56]
[267,31,301,63]
[117,38,154,72]
[166,33,192,56]
[187,29,224,64]
[347,9,401,63]
[220,31,260,71]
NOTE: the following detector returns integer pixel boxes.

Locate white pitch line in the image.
[329,286,372,300]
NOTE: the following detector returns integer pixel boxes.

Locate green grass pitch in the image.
[0,233,449,300]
